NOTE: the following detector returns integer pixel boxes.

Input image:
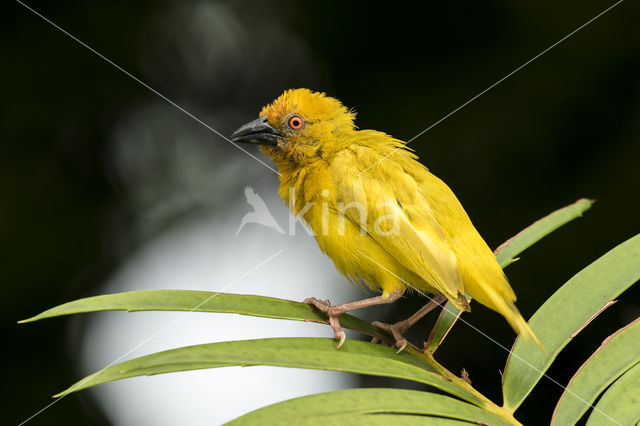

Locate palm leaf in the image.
[53,338,483,407]
[551,318,640,425]
[501,233,640,412]
[585,362,640,426]
[495,198,593,268]
[228,388,512,426]
[257,414,478,425]
[20,291,382,338]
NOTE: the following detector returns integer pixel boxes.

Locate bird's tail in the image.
[502,300,545,352]
[466,277,545,352]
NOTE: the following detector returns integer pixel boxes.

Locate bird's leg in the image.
[304,289,403,349]
[372,294,447,353]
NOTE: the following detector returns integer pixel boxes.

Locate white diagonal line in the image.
[15,0,280,176]
[18,249,284,425]
[357,249,622,425]
[359,0,624,176]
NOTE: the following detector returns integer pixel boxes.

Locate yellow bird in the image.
[231,89,542,351]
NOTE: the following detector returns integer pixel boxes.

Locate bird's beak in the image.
[230,116,282,146]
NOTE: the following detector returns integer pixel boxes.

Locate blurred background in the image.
[3,0,639,424]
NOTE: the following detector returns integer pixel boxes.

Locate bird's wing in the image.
[331,147,468,309]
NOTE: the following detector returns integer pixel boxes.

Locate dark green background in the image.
[3,0,639,424]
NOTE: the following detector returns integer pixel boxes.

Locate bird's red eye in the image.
[288,116,304,130]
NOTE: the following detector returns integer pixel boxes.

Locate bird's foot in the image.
[372,319,412,353]
[304,297,348,349]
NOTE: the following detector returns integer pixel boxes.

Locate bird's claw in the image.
[304,297,317,312]
[304,297,331,312]
[372,320,410,353]
[304,297,347,349]
[395,339,408,354]
[335,329,346,349]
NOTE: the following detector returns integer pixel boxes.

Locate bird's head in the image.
[231,89,356,164]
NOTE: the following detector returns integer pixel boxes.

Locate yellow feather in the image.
[258,88,542,348]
